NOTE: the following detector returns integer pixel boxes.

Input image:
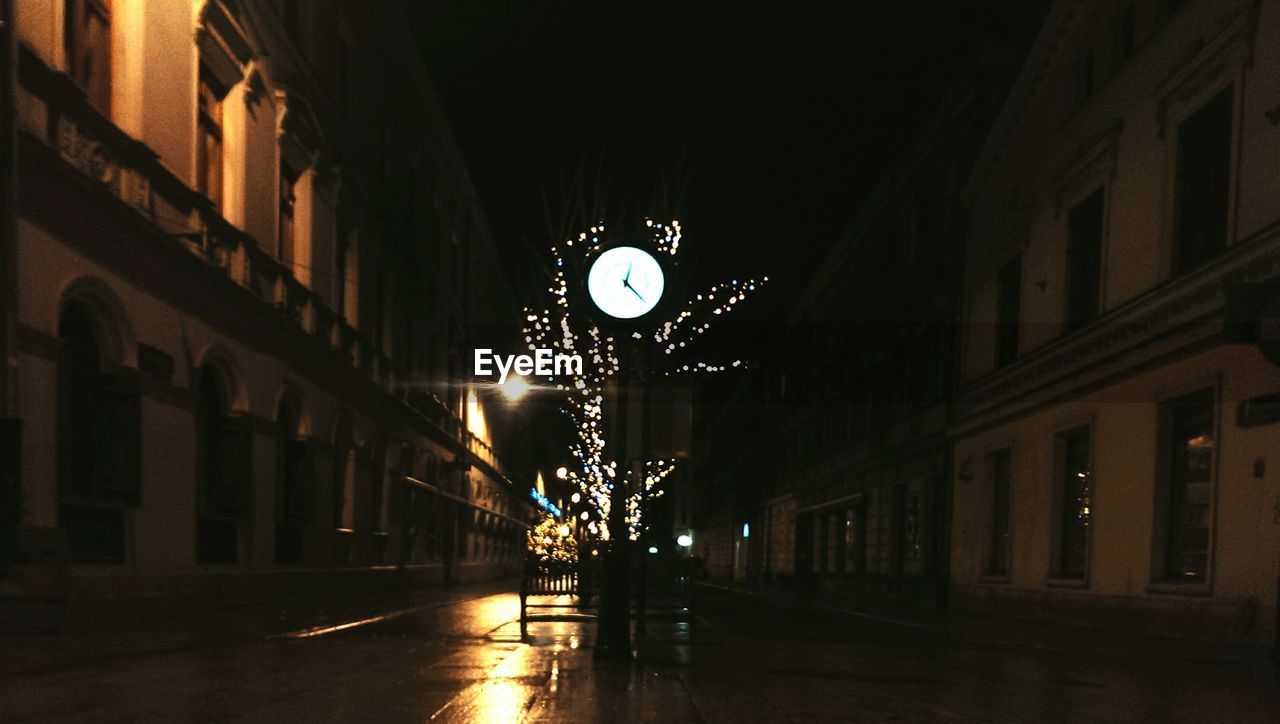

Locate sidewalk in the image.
[0,578,518,678]
[696,580,1273,667]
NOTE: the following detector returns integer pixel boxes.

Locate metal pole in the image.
[596,369,631,656]
[636,358,651,637]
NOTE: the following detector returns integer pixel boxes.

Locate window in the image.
[995,255,1022,367]
[1173,88,1232,275]
[902,488,922,564]
[1055,426,1092,580]
[1119,3,1136,62]
[275,401,309,565]
[196,67,226,208]
[1157,389,1214,581]
[196,367,250,565]
[57,302,138,564]
[375,271,387,350]
[1066,189,1104,332]
[988,449,1012,576]
[278,161,299,266]
[64,0,111,113]
[370,455,386,535]
[842,505,866,575]
[334,237,347,319]
[1073,46,1095,106]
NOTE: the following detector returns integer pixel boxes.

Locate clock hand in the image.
[627,285,645,303]
[623,263,632,286]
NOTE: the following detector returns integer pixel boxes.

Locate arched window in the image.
[195,364,250,565]
[57,301,138,564]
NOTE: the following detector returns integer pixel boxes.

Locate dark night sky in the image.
[406,1,1050,351]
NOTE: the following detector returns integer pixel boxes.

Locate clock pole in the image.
[596,341,634,657]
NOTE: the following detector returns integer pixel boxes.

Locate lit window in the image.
[1157,389,1214,581]
[1055,427,1091,580]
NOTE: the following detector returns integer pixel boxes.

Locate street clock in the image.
[586,246,665,319]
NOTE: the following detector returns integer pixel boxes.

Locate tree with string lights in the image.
[522,217,766,545]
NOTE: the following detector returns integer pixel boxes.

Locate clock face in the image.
[586,246,665,319]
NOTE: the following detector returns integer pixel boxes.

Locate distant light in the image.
[580,511,589,521]
[648,546,659,554]
[502,375,530,401]
[570,492,581,504]
[556,466,569,479]
[557,525,571,538]
[677,534,693,547]
[742,522,750,539]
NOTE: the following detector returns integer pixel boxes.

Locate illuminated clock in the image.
[586,246,665,319]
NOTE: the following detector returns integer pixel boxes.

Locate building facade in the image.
[693,84,1003,602]
[2,0,537,620]
[951,0,1280,645]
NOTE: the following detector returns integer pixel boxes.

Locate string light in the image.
[523,218,764,540]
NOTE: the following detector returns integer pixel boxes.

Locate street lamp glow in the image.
[556,466,569,479]
[647,546,659,554]
[501,375,530,401]
[677,534,693,547]
[570,492,581,504]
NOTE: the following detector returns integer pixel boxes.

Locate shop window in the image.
[843,504,866,575]
[369,449,386,535]
[903,490,922,563]
[1173,88,1232,275]
[1155,389,1214,581]
[1054,426,1092,580]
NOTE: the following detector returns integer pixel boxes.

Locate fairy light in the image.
[524,218,764,541]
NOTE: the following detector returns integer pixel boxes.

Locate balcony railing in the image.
[16,44,496,463]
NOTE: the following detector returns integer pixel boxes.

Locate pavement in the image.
[2,579,1279,722]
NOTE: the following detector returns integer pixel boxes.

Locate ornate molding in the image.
[984,191,1034,265]
[957,219,1280,436]
[196,0,254,93]
[1053,120,1123,218]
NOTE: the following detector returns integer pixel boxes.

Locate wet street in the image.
[3,583,1279,722]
